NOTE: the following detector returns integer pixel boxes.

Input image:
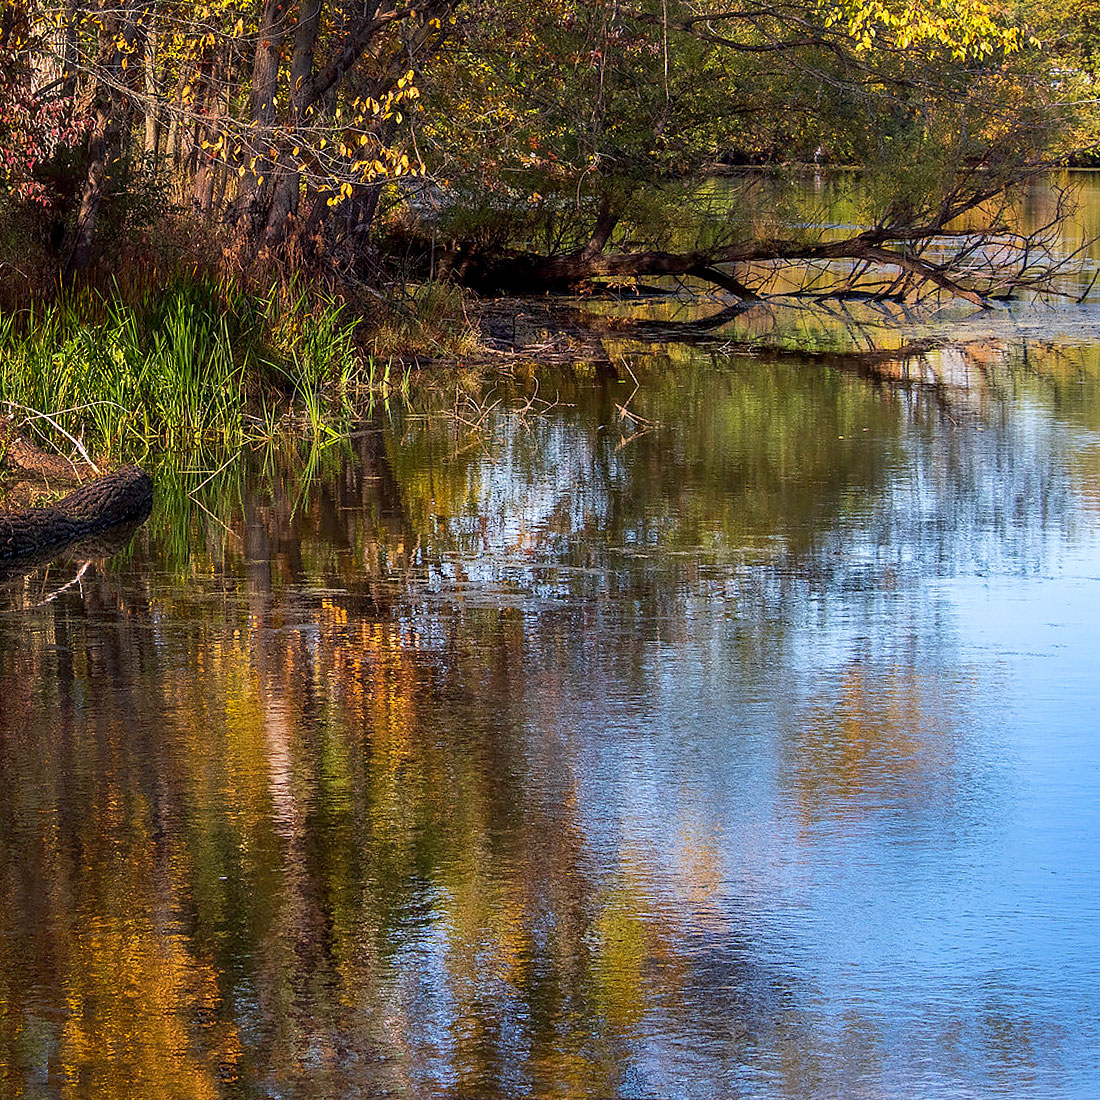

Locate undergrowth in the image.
[368,282,480,362]
[0,275,369,458]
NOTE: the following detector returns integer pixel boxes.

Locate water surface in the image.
[4,234,1100,1099]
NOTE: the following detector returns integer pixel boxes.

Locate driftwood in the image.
[0,418,153,564]
[0,465,154,562]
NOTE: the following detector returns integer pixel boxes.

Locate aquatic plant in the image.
[0,275,367,458]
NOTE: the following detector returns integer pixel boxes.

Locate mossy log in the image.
[0,465,154,562]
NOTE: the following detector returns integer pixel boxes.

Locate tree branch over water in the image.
[408,176,1092,304]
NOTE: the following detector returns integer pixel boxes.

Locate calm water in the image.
[5,199,1100,1099]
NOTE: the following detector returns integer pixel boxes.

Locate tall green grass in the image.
[0,275,365,459]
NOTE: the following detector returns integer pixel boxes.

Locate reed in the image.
[0,274,366,459]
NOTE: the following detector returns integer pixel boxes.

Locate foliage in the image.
[0,0,461,277]
[0,3,87,208]
[1006,0,1100,161]
[0,0,1090,301]
[348,0,1084,302]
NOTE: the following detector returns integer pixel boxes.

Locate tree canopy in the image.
[0,0,1091,302]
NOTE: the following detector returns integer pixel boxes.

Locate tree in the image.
[0,0,1088,296]
[0,3,85,214]
[0,0,462,276]
[405,0,1079,303]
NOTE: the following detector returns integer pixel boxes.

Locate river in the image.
[2,176,1100,1098]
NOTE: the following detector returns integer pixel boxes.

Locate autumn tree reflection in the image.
[0,344,1077,1097]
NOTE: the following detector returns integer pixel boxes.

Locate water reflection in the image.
[1,340,1100,1097]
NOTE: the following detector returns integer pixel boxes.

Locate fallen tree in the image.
[398,172,1089,305]
[0,465,153,561]
[427,222,1062,302]
[0,416,152,562]
[398,0,1091,307]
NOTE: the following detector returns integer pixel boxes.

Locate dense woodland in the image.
[0,0,1098,306]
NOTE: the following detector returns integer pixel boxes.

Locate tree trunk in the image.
[165,84,180,179]
[64,101,114,279]
[423,226,996,304]
[239,0,290,236]
[263,0,324,249]
[192,54,225,214]
[143,26,160,163]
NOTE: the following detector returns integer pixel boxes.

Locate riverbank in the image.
[0,273,482,460]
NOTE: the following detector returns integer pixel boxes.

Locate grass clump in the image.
[0,274,366,459]
[368,282,479,362]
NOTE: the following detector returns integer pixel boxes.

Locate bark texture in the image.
[0,466,153,561]
[429,231,989,302]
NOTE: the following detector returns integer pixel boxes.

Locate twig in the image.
[614,357,660,430]
[3,401,101,475]
[192,495,241,541]
[25,561,91,609]
[615,428,658,451]
[189,453,239,495]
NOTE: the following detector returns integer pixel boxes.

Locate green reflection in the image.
[0,327,1090,1098]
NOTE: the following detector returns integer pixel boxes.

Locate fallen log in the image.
[0,465,154,562]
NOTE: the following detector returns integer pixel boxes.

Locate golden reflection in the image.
[0,700,240,1096]
[592,879,652,1030]
[790,660,965,827]
[0,341,1077,1096]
